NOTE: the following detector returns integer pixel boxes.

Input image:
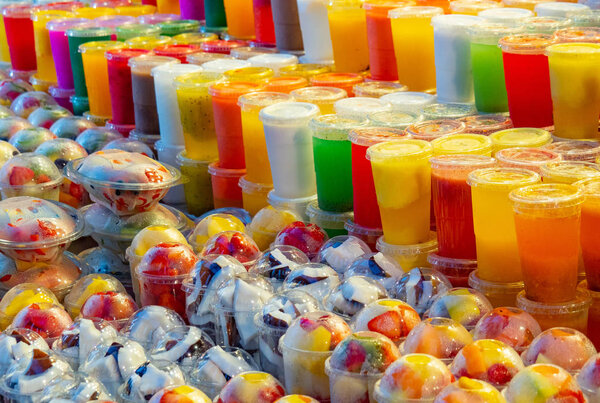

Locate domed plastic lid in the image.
[290,86,347,103]
[310,72,363,86]
[353,81,408,98]
[460,114,513,135]
[309,114,368,140]
[496,147,562,168]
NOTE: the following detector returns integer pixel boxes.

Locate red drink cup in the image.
[153,44,201,62]
[209,81,265,169]
[106,48,150,125]
[3,4,38,73]
[253,0,276,45]
[500,34,556,128]
[348,127,411,229]
[208,161,246,208]
[431,155,496,260]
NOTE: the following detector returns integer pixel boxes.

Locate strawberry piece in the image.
[8,166,35,186]
[69,182,84,200]
[368,311,402,341]
[344,340,367,372]
[487,363,512,385]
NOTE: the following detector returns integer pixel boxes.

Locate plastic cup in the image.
[431,133,493,156]
[158,19,201,37]
[67,27,112,97]
[579,280,600,349]
[489,128,552,155]
[523,16,572,34]
[209,81,265,169]
[367,139,432,245]
[535,2,590,18]
[179,0,204,20]
[230,46,277,60]
[460,114,514,135]
[260,102,320,199]
[204,0,227,30]
[223,0,254,39]
[137,269,189,320]
[389,6,443,92]
[247,53,298,75]
[468,270,524,307]
[223,66,275,82]
[544,141,600,163]
[510,184,583,302]
[154,44,202,62]
[176,150,215,216]
[279,63,331,79]
[115,23,161,41]
[379,91,436,114]
[289,86,347,114]
[252,0,275,44]
[201,39,248,55]
[349,127,411,229]
[541,161,600,184]
[327,0,369,73]
[306,202,352,237]
[297,0,333,63]
[310,114,367,212]
[116,4,158,17]
[266,191,317,221]
[74,6,116,19]
[428,253,477,287]
[546,43,600,140]
[49,86,75,113]
[270,0,303,51]
[325,359,384,403]
[499,34,555,128]
[238,92,292,184]
[263,76,308,93]
[155,140,186,205]
[106,48,150,126]
[353,81,407,98]
[345,220,383,251]
[576,179,600,292]
[208,161,245,208]
[174,71,222,161]
[70,94,89,115]
[376,232,438,271]
[239,176,272,215]
[173,32,218,46]
[367,111,422,130]
[469,23,522,113]
[468,167,541,283]
[477,7,533,24]
[310,72,363,97]
[32,10,74,84]
[431,155,496,260]
[432,14,482,104]
[450,0,501,15]
[130,55,180,135]
[125,35,172,50]
[553,27,600,43]
[496,147,562,174]
[47,18,90,90]
[79,41,124,119]
[517,288,591,332]
[3,4,38,73]
[406,119,466,142]
[333,97,392,120]
[0,2,13,63]
[156,0,180,14]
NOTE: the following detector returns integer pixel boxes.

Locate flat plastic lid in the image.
[490,128,552,148]
[105,47,149,61]
[334,97,392,116]
[306,201,353,227]
[264,76,308,92]
[201,58,251,73]
[2,3,37,18]
[259,102,320,126]
[279,63,332,78]
[128,54,180,69]
[223,66,275,81]
[428,252,477,269]
[66,25,112,37]
[150,62,202,77]
[469,22,524,43]
[348,127,409,147]
[290,86,347,103]
[460,114,513,135]
[499,33,556,54]
[552,28,600,43]
[510,183,583,209]
[496,147,562,166]
[477,7,534,21]
[431,133,493,155]
[421,102,476,119]
[448,1,499,15]
[209,81,265,98]
[363,0,416,12]
[207,161,246,177]
[430,154,496,170]
[239,175,273,193]
[517,289,591,314]
[380,91,436,110]
[31,9,73,21]
[173,32,218,45]
[116,23,161,36]
[310,72,363,86]
[431,13,483,29]
[309,114,368,140]
[388,5,443,18]
[568,10,600,26]
[78,40,124,54]
[353,81,408,97]
[366,139,433,161]
[367,110,422,129]
[406,119,466,141]
[201,39,247,53]
[344,219,383,236]
[47,17,90,32]
[467,167,541,188]
[154,44,201,57]
[173,71,221,89]
[138,13,180,24]
[535,2,590,13]
[158,19,201,34]
[238,91,292,110]
[95,15,136,28]
[544,141,600,160]
[574,177,600,198]
[540,161,600,181]
[248,53,299,67]
[187,51,233,65]
[230,46,278,60]
[523,16,571,33]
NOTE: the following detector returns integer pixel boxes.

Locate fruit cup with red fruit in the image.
[135,242,199,321]
[10,91,58,118]
[8,302,73,343]
[80,291,138,330]
[200,231,261,269]
[352,299,421,346]
[215,372,286,403]
[0,153,63,200]
[472,307,542,353]
[0,79,34,106]
[273,222,329,261]
[325,331,401,403]
[27,105,71,129]
[149,385,212,403]
[0,117,32,142]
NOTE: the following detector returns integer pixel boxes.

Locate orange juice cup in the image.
[510,183,583,303]
[576,178,600,291]
[517,289,591,332]
[289,86,347,114]
[327,0,370,73]
[310,72,364,97]
[208,162,246,208]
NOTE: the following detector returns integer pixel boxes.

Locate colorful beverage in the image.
[180,0,205,20]
[32,10,74,84]
[204,0,227,29]
[431,133,493,156]
[67,26,112,97]
[290,86,347,114]
[297,0,333,63]
[156,0,180,14]
[223,0,255,39]
[253,0,276,44]
[47,18,91,90]
[327,0,369,73]
[271,0,304,51]
[576,178,600,291]
[3,4,37,73]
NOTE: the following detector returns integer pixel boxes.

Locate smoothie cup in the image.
[0,1,13,63]
[450,0,501,15]
[151,63,202,146]
[496,147,562,174]
[310,114,368,212]
[477,7,533,24]
[405,119,466,142]
[49,86,75,113]
[575,178,600,291]
[349,127,411,230]
[534,2,590,18]
[252,0,275,44]
[173,32,219,45]
[553,27,600,43]
[289,86,347,114]
[32,10,74,84]
[129,55,180,135]
[47,18,91,90]
[431,155,496,259]
[460,114,514,135]
[209,81,265,169]
[511,184,583,303]
[247,53,298,75]
[238,91,292,183]
[204,0,227,30]
[259,101,320,199]
[223,66,275,81]
[154,44,202,62]
[174,71,222,161]
[176,150,215,216]
[106,48,150,125]
[541,161,600,184]
[297,0,333,63]
[389,6,443,92]
[125,35,172,50]
[158,19,201,37]
[367,139,433,245]
[79,41,125,119]
[306,202,353,237]
[546,43,600,140]
[489,128,552,155]
[115,23,161,41]
[468,167,541,283]
[279,63,331,79]
[74,7,116,19]
[431,133,493,156]
[223,0,255,39]
[208,161,245,208]
[327,0,369,73]
[353,81,408,98]
[67,26,112,98]
[156,0,180,15]
[517,288,591,332]
[309,72,363,96]
[116,4,158,17]
[432,14,482,104]
[180,0,205,20]
[239,176,272,215]
[270,0,304,52]
[263,76,308,93]
[499,34,556,128]
[469,22,522,113]
[379,90,436,113]
[3,4,38,74]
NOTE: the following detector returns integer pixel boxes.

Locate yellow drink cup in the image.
[116,5,157,16]
[431,133,493,156]
[125,35,172,50]
[289,86,347,114]
[546,43,600,140]
[0,5,9,63]
[389,6,443,91]
[75,7,116,19]
[468,167,540,283]
[489,127,552,155]
[174,71,222,161]
[327,0,369,73]
[280,63,332,79]
[367,139,433,245]
[156,0,180,14]
[32,10,73,83]
[541,161,600,184]
[223,66,275,82]
[238,92,293,184]
[79,41,125,119]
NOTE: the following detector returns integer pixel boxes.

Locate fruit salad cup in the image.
[246,206,301,251]
[402,318,474,364]
[0,153,63,200]
[426,288,493,330]
[188,213,246,252]
[200,230,261,269]
[352,299,421,346]
[392,267,452,316]
[504,363,585,402]
[250,246,310,290]
[215,371,286,403]
[472,307,542,353]
[0,283,59,330]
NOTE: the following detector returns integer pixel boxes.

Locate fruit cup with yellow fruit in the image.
[0,283,59,330]
[187,213,246,252]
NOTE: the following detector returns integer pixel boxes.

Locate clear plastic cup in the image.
[541,161,600,184]
[469,270,524,307]
[266,191,317,222]
[428,253,477,287]
[376,232,438,271]
[544,140,600,163]
[306,201,353,237]
[431,133,493,156]
[297,0,333,63]
[208,162,245,209]
[379,91,436,113]
[289,86,347,114]
[496,147,562,174]
[405,119,466,141]
[176,150,214,216]
[489,127,552,154]
[239,176,272,216]
[576,178,600,292]
[517,288,591,332]
[327,0,369,73]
